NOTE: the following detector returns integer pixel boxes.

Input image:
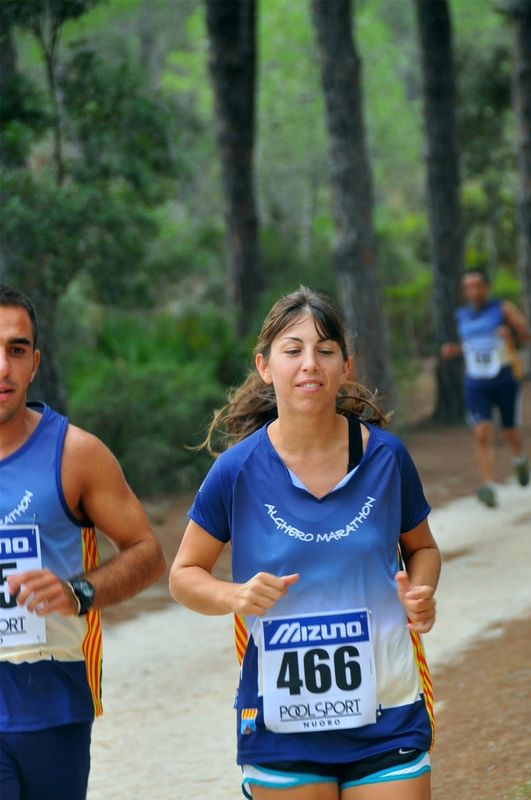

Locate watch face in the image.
[71,578,95,614]
[77,580,94,598]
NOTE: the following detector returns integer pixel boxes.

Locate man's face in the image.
[0,306,40,426]
[462,273,490,308]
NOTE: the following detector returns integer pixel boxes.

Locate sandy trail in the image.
[87,479,531,800]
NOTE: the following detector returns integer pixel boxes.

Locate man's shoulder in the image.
[62,422,113,463]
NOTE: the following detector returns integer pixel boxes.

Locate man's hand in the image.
[7,569,79,617]
[440,342,462,360]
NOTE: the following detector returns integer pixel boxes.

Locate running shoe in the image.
[514,454,529,487]
[476,482,497,508]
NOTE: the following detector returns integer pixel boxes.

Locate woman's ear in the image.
[256,353,273,384]
[339,356,352,384]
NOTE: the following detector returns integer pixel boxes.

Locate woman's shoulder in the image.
[213,425,268,470]
[363,420,410,458]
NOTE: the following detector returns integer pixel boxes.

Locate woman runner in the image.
[169,286,440,800]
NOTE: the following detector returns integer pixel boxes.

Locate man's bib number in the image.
[0,525,46,647]
[260,609,377,733]
[463,337,502,379]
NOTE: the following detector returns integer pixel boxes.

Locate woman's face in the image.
[256,313,350,418]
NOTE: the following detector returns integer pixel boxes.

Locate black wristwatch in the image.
[66,578,95,616]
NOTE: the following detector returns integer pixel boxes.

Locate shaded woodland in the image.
[1,0,529,495]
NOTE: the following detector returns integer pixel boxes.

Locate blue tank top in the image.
[455,298,513,380]
[0,403,103,732]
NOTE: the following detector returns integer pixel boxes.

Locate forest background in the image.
[0,0,528,496]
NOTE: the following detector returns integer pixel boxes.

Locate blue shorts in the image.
[465,366,522,428]
[0,722,92,800]
[242,748,430,797]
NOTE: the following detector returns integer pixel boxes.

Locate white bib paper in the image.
[0,525,47,647]
[463,337,502,379]
[260,609,377,734]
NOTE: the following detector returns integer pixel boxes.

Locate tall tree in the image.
[503,0,531,326]
[205,0,263,337]
[414,0,465,423]
[0,0,96,412]
[311,0,397,412]
[1,0,180,412]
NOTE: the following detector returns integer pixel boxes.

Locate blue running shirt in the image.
[455,298,515,380]
[189,420,435,764]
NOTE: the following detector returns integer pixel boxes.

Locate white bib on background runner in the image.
[463,336,504,379]
[0,525,46,647]
[259,609,377,734]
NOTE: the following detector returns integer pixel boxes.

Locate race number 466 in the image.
[260,609,377,734]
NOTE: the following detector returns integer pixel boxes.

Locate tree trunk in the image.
[510,1,531,326]
[205,0,263,337]
[311,0,397,414]
[414,0,465,423]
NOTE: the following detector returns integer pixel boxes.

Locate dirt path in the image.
[87,372,531,800]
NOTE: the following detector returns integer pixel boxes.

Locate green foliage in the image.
[70,358,223,496]
[1,168,89,296]
[384,268,434,363]
[0,74,49,166]
[60,43,182,201]
[509,782,531,799]
[0,167,157,305]
[492,267,522,304]
[453,4,517,274]
[0,0,100,28]
[3,0,526,492]
[376,207,430,285]
[64,308,247,495]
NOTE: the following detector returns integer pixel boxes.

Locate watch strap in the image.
[66,578,95,616]
[66,581,82,615]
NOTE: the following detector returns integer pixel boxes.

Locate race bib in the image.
[260,609,377,734]
[0,525,46,647]
[463,337,502,379]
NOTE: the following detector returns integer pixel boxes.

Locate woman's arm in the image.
[396,517,441,633]
[169,520,298,616]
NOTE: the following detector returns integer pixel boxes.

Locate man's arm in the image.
[7,425,165,616]
[502,299,531,343]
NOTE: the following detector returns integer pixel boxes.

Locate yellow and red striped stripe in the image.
[409,627,435,750]
[234,614,248,666]
[81,526,103,717]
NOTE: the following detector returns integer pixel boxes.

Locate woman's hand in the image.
[395,570,436,633]
[231,572,299,616]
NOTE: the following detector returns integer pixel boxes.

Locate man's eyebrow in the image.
[8,337,32,346]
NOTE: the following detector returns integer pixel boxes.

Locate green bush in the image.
[384,268,434,366]
[63,307,248,496]
[70,359,225,496]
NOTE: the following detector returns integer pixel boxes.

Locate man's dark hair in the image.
[461,267,491,285]
[0,284,39,348]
